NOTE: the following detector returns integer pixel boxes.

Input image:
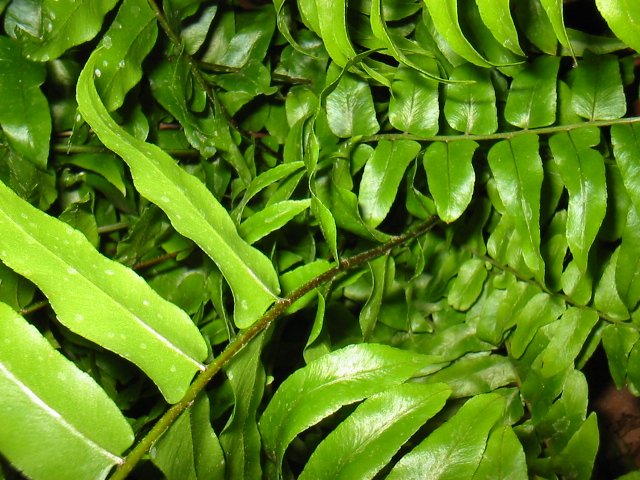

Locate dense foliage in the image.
[1,0,640,478]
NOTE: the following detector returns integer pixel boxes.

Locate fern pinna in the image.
[0,0,639,478]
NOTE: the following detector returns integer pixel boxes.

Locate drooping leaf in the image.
[387,393,506,480]
[325,65,380,138]
[359,139,421,227]
[0,36,51,169]
[359,255,389,340]
[571,52,626,120]
[487,134,544,279]
[594,248,630,321]
[539,0,575,57]
[389,64,439,137]
[21,0,119,62]
[423,139,478,223]
[422,0,492,66]
[474,0,524,56]
[504,56,560,129]
[219,332,266,480]
[549,127,607,273]
[259,343,439,475]
[617,206,640,309]
[0,302,134,480]
[444,64,497,134]
[595,0,640,54]
[611,123,640,215]
[151,392,225,480]
[513,0,557,55]
[602,323,639,389]
[0,179,207,403]
[93,0,158,112]
[298,383,452,480]
[77,50,280,329]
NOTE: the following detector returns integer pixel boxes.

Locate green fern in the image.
[0,0,639,479]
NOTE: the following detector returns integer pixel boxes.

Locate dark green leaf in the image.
[0,36,51,168]
[571,52,625,120]
[617,206,640,308]
[444,64,497,134]
[389,64,439,137]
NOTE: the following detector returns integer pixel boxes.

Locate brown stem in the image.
[108,217,440,479]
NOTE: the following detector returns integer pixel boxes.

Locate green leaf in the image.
[594,248,630,321]
[510,293,566,359]
[474,0,524,56]
[611,123,640,215]
[387,393,506,480]
[0,179,207,403]
[325,66,380,138]
[422,0,492,66]
[551,413,599,480]
[513,0,557,55]
[539,0,575,56]
[93,0,158,112]
[504,56,560,129]
[602,323,639,389]
[359,139,421,227]
[448,258,487,311]
[596,0,640,54]
[617,206,640,308]
[471,426,528,480]
[0,302,134,480]
[238,199,310,245]
[488,134,544,279]
[549,127,607,273]
[423,139,478,223]
[389,64,439,137]
[359,255,389,340]
[219,332,266,479]
[62,153,127,196]
[541,308,600,377]
[279,260,332,314]
[22,0,119,61]
[77,51,280,329]
[218,7,275,68]
[444,64,497,135]
[425,353,518,398]
[151,392,225,480]
[0,36,51,169]
[259,343,439,475]
[571,52,626,120]
[298,383,452,480]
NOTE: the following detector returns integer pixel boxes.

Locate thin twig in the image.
[108,217,440,479]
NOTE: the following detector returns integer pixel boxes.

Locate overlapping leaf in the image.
[0,179,207,403]
[77,50,280,329]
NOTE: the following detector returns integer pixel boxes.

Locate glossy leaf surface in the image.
[389,64,439,137]
[571,52,626,120]
[387,393,506,480]
[424,139,478,223]
[77,51,280,329]
[0,179,207,403]
[0,36,51,169]
[549,127,607,273]
[488,134,544,278]
[444,65,497,134]
[299,383,451,480]
[0,302,134,480]
[359,140,421,227]
[259,343,439,474]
